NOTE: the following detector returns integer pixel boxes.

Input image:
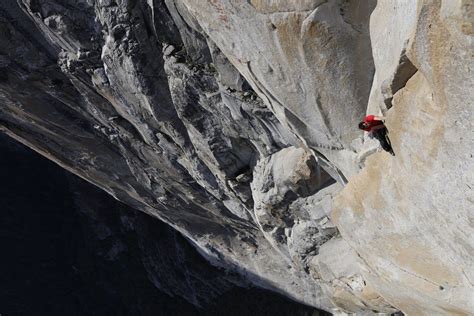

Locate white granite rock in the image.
[0,0,472,314]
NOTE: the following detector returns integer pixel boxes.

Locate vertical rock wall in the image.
[0,0,472,314]
[333,1,473,314]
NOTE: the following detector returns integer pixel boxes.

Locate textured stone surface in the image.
[334,1,474,315]
[178,0,377,179]
[0,134,326,315]
[251,146,338,269]
[0,0,472,314]
[310,238,397,314]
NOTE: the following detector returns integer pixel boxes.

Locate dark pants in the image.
[372,127,395,155]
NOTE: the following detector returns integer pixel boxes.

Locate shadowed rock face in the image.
[0,134,327,316]
[0,0,472,314]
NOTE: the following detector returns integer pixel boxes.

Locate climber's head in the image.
[358,122,368,130]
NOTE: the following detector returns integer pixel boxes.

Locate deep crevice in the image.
[381,46,418,111]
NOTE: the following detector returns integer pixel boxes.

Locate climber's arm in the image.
[371,124,386,131]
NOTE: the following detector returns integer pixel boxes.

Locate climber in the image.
[358,115,395,156]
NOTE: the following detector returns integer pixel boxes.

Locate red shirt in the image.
[362,115,383,132]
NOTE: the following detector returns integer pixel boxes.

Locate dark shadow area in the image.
[0,133,330,316]
[381,47,418,111]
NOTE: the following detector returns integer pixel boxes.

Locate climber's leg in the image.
[374,128,395,156]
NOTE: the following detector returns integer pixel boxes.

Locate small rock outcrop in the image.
[0,0,472,314]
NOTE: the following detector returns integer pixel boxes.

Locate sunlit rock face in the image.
[333,1,474,314]
[0,0,472,314]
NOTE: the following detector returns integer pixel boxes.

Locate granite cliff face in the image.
[0,133,324,315]
[0,0,472,314]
